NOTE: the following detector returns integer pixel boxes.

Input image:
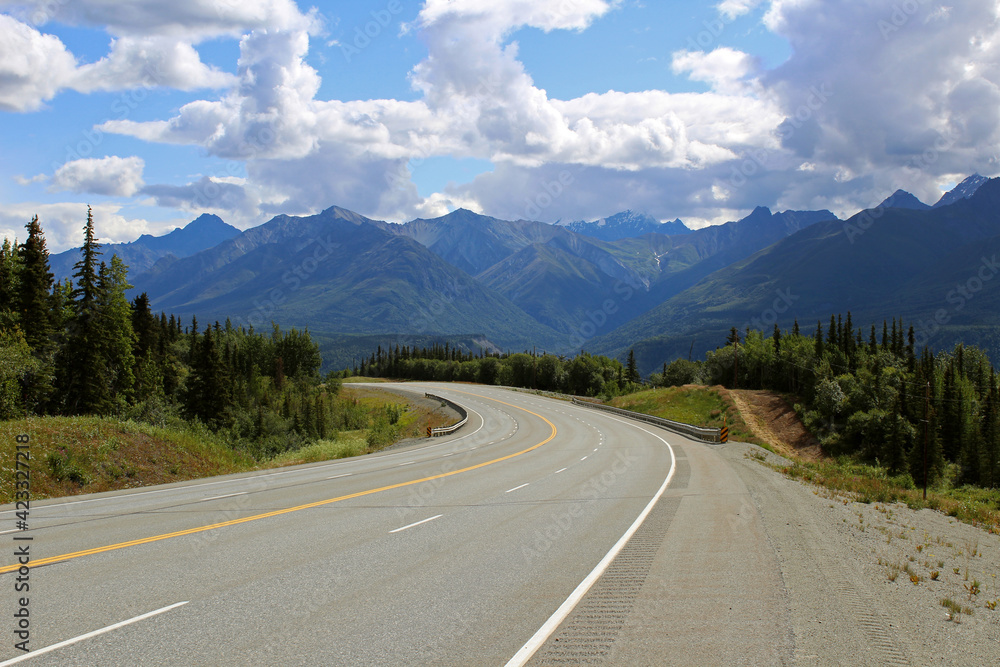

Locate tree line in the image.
[0,211,379,459]
[655,316,999,489]
[352,342,643,398]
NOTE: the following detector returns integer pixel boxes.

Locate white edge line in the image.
[505,483,529,493]
[504,415,677,667]
[0,601,189,666]
[389,514,443,534]
[201,492,247,502]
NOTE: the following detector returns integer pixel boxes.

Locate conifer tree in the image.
[0,238,21,321]
[624,349,640,383]
[184,325,229,425]
[95,255,137,409]
[17,216,53,352]
[131,293,159,361]
[57,207,104,414]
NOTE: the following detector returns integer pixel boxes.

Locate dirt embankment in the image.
[721,388,824,461]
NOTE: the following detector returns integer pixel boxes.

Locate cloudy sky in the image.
[1,0,998,252]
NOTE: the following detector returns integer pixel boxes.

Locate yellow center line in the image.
[0,389,555,574]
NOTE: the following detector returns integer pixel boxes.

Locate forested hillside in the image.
[656,316,1000,489]
[0,210,413,461]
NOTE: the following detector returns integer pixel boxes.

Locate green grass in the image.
[0,416,253,503]
[0,388,454,502]
[774,458,1000,535]
[267,431,369,467]
[609,386,767,449]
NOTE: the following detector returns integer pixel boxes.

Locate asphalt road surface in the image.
[0,383,794,665]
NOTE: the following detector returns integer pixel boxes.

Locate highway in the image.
[0,383,790,665]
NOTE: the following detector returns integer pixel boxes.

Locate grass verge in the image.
[608,385,769,449]
[770,458,1000,535]
[0,387,455,502]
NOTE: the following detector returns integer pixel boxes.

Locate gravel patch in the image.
[722,441,1000,665]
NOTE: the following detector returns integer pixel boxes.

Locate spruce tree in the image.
[95,255,137,409]
[57,207,104,414]
[131,293,159,360]
[17,216,54,352]
[184,325,229,426]
[626,349,639,383]
[0,238,21,320]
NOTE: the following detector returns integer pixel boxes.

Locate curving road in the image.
[0,383,793,665]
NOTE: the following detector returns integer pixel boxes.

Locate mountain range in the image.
[49,214,239,284]
[53,174,995,372]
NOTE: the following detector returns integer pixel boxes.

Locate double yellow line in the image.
[0,391,556,574]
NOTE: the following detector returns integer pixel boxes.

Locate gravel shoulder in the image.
[721,441,1000,665]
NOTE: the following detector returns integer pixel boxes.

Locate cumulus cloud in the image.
[1,0,314,37]
[671,47,760,95]
[74,36,236,92]
[49,156,146,197]
[717,0,764,20]
[0,0,315,112]
[757,0,1000,211]
[25,0,999,228]
[0,14,77,111]
[141,176,257,218]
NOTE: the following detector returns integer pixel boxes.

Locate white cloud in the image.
[73,36,236,92]
[1,0,315,37]
[415,0,616,35]
[50,156,146,197]
[717,0,763,20]
[0,202,187,252]
[13,173,46,185]
[0,14,77,111]
[47,0,1000,228]
[672,47,760,94]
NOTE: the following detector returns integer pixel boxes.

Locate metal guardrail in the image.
[425,393,469,437]
[571,398,722,444]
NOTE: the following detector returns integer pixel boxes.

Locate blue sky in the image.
[0,0,997,251]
